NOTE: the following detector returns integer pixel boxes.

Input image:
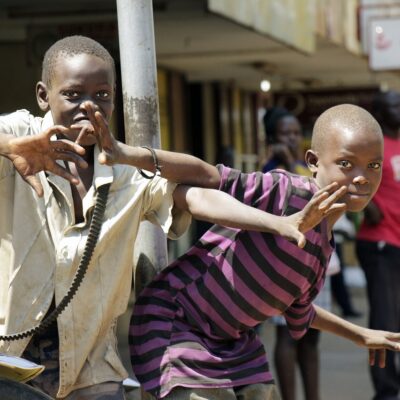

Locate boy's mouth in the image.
[347,191,370,198]
[73,115,92,124]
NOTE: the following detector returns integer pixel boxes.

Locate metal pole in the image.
[116,0,168,283]
[117,0,160,148]
[116,0,168,381]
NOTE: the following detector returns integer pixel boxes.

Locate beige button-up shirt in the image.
[0,110,190,397]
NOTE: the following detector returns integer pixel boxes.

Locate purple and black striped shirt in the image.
[130,166,334,398]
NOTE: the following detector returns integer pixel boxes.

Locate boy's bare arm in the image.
[76,102,221,189]
[172,182,347,248]
[0,127,87,197]
[311,305,400,368]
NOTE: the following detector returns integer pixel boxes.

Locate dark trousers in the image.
[356,240,400,400]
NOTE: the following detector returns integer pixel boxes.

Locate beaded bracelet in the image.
[138,146,162,179]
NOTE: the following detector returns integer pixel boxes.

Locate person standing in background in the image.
[356,90,400,400]
[262,107,308,175]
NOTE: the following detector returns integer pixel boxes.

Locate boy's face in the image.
[38,53,115,146]
[307,127,383,212]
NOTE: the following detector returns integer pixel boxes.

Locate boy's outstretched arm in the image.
[76,102,220,189]
[172,182,347,248]
[0,128,87,197]
[311,305,400,368]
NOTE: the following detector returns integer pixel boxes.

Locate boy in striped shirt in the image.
[123,104,400,400]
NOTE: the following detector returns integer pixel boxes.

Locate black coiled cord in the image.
[0,183,110,342]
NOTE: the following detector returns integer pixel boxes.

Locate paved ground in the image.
[122,273,375,400]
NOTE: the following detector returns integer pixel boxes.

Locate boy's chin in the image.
[346,201,369,213]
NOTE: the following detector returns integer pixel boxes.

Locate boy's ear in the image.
[305,149,319,174]
[36,81,50,112]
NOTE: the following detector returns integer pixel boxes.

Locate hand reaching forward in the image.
[74,101,122,166]
[282,182,347,248]
[4,126,87,197]
[312,305,400,370]
[359,328,400,368]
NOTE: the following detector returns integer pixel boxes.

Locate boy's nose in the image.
[80,100,100,113]
[353,175,368,185]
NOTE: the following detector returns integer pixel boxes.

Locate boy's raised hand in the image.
[74,101,121,165]
[284,182,347,247]
[5,125,87,197]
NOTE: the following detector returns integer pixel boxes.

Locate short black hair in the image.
[41,35,115,87]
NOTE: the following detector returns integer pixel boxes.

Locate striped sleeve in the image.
[217,164,289,212]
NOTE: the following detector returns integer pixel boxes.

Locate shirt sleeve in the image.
[142,176,191,240]
[217,164,291,214]
[0,110,35,180]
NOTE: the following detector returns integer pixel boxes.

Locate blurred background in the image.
[1,0,400,168]
[1,1,400,398]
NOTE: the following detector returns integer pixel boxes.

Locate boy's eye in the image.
[338,160,352,168]
[368,162,382,170]
[96,91,111,99]
[63,90,80,98]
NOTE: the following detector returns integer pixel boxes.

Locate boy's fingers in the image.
[322,203,347,215]
[51,139,86,156]
[296,233,306,248]
[387,332,400,342]
[318,186,347,209]
[52,151,88,169]
[74,125,95,145]
[98,152,112,165]
[25,176,44,197]
[81,102,101,130]
[384,336,400,351]
[378,349,386,368]
[94,111,114,148]
[309,191,329,205]
[313,182,339,196]
[47,163,80,185]
[45,125,69,138]
[369,349,375,366]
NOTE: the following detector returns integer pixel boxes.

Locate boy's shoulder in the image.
[269,168,316,189]
[271,169,318,201]
[0,109,45,136]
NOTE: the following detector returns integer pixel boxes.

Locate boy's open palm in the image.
[283,183,347,247]
[6,126,87,197]
[74,101,121,165]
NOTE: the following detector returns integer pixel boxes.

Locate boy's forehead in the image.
[317,122,382,156]
[53,53,115,81]
[55,52,109,68]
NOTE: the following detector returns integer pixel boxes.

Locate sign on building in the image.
[369,16,400,70]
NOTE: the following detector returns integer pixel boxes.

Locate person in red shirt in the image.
[356,90,400,400]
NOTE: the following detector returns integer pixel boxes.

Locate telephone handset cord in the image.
[0,183,111,341]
